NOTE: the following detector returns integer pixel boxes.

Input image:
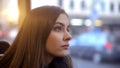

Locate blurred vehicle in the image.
[69,27,120,63]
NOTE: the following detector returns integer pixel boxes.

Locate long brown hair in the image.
[0,6,73,68]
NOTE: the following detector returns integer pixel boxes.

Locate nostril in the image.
[64,36,72,41]
[68,37,72,41]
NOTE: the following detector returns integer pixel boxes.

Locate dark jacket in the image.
[48,57,68,68]
[0,57,71,68]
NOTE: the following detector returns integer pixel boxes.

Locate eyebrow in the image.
[55,22,69,27]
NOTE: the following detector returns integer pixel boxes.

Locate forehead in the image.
[55,13,69,26]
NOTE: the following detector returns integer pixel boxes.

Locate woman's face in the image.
[46,13,72,57]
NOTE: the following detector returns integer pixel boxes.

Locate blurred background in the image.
[0,0,120,68]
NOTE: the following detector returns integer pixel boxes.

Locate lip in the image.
[62,44,69,49]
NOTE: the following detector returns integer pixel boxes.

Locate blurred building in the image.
[57,0,120,24]
[55,0,120,36]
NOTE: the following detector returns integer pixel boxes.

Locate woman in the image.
[0,6,73,68]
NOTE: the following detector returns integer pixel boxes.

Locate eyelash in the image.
[53,26,70,32]
[53,26,63,32]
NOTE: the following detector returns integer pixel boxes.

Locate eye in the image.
[53,26,63,32]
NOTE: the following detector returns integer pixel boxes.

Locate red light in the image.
[5,31,9,38]
[104,42,112,50]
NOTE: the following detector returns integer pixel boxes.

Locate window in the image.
[58,0,62,7]
[110,2,114,12]
[81,0,85,10]
[70,0,74,9]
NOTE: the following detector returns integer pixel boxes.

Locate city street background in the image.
[72,56,120,68]
[1,0,120,68]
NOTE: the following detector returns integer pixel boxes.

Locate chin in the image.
[56,51,69,57]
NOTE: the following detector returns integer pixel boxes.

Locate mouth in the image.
[61,44,69,50]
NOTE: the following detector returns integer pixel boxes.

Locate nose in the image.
[63,31,72,41]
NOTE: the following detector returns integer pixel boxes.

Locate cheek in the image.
[46,33,62,52]
[46,33,62,47]
[45,33,68,56]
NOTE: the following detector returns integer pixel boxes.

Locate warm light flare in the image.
[5,8,19,22]
[3,0,19,24]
